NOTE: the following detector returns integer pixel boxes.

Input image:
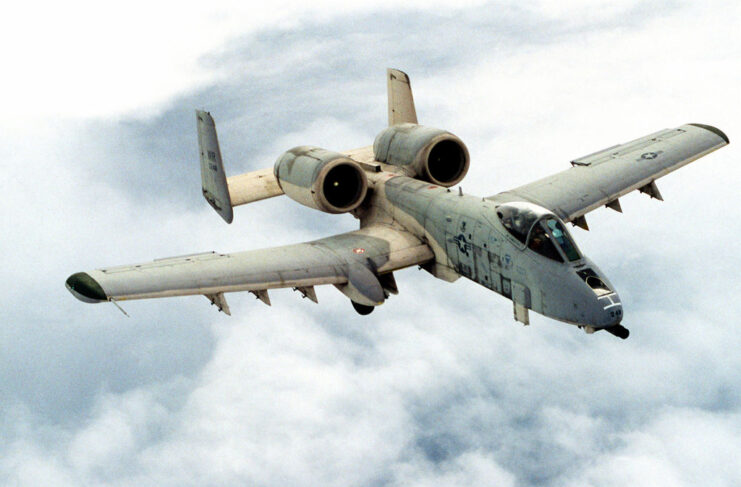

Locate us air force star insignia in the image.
[452,234,469,256]
[641,152,658,160]
[353,248,365,254]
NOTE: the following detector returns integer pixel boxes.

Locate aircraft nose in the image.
[594,292,630,338]
[65,272,107,303]
[596,292,623,326]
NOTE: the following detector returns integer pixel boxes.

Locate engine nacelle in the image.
[373,123,469,187]
[274,146,368,213]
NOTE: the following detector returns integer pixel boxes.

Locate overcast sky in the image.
[1,1,740,485]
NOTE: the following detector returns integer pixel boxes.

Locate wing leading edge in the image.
[66,225,433,310]
[493,123,729,224]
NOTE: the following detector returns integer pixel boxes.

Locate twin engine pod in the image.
[274,146,368,214]
[373,123,470,187]
[274,124,469,213]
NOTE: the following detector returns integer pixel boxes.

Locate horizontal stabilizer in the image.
[227,168,284,206]
[196,110,233,223]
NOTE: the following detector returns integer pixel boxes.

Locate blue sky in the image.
[1,1,739,485]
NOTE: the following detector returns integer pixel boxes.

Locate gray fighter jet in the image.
[66,69,729,339]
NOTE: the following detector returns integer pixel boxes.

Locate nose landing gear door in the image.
[512,281,531,325]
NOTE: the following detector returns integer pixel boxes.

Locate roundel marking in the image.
[641,152,658,160]
[353,248,366,254]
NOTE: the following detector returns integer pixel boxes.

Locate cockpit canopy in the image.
[496,202,582,263]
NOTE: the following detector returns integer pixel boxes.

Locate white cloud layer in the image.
[567,409,741,487]
[1,1,740,486]
[0,0,486,124]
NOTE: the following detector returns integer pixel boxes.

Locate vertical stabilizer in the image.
[196,110,233,223]
[387,68,418,126]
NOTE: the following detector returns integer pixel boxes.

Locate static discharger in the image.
[109,298,129,317]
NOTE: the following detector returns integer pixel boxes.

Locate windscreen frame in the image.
[495,202,583,263]
[542,218,582,262]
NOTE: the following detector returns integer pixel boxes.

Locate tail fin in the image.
[387,68,418,126]
[197,69,417,223]
[196,110,233,223]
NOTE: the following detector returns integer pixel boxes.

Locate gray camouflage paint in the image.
[67,70,729,336]
[66,225,432,308]
[371,175,622,328]
[498,124,728,223]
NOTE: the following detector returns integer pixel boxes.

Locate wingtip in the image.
[66,272,107,303]
[689,123,729,144]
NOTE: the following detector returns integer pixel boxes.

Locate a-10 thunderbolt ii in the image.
[66,69,729,339]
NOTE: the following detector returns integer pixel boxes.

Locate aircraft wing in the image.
[493,123,729,227]
[66,225,433,312]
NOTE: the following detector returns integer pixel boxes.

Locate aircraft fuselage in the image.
[367,173,623,331]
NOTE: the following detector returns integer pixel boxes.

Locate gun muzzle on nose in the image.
[604,324,630,339]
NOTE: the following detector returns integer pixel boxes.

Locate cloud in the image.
[564,408,741,487]
[0,0,488,125]
[1,1,740,486]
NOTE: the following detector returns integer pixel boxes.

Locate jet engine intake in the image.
[274,146,368,213]
[373,123,469,186]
